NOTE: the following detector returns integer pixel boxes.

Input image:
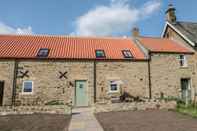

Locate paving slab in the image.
[69,108,104,131]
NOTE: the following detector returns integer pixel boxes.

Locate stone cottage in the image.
[162,4,197,103]
[0,4,196,108]
[0,33,193,107]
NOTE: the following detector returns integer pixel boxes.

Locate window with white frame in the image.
[109,80,119,92]
[179,55,187,67]
[22,81,33,94]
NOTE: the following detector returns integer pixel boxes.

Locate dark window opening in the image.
[37,48,49,57]
[95,50,105,58]
[0,81,4,106]
[166,32,170,38]
[122,50,133,58]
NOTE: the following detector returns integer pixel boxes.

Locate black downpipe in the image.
[148,53,152,99]
[93,61,97,103]
[12,60,18,106]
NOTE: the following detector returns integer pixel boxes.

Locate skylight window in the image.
[95,50,105,58]
[37,48,49,57]
[122,50,133,58]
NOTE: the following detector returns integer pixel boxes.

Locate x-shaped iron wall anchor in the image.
[17,70,29,78]
[59,71,68,79]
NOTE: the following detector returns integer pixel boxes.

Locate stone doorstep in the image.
[71,107,94,113]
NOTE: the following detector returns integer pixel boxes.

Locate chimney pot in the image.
[166,4,176,23]
[132,27,140,37]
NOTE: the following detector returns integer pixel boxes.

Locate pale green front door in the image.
[181,79,191,104]
[75,80,88,107]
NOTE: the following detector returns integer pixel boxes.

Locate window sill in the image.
[180,66,188,69]
[108,91,120,94]
[21,92,33,95]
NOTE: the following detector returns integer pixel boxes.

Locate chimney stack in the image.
[166,4,176,23]
[132,27,140,37]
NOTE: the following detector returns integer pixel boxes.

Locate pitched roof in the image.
[138,37,194,53]
[172,21,197,44]
[0,35,146,60]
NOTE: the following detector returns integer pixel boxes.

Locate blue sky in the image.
[0,0,197,37]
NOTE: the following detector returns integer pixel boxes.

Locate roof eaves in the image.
[0,57,147,61]
[161,22,169,37]
[149,51,194,54]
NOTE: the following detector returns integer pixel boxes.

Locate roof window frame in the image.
[122,50,133,59]
[95,50,106,58]
[37,48,50,58]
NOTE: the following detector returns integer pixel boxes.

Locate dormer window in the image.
[122,50,133,58]
[37,48,49,57]
[95,50,105,58]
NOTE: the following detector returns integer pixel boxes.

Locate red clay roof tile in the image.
[0,35,146,60]
[138,37,193,53]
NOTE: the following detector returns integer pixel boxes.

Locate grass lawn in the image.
[176,103,197,117]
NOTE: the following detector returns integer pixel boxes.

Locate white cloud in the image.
[0,22,33,35]
[72,0,161,36]
[141,0,161,16]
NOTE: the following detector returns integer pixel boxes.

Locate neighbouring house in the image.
[162,4,197,103]
[137,36,194,101]
[0,4,196,108]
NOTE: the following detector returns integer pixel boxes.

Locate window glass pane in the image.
[122,50,133,58]
[110,81,118,91]
[180,60,184,66]
[111,84,117,91]
[179,55,187,67]
[180,55,184,60]
[96,50,105,58]
[23,81,32,93]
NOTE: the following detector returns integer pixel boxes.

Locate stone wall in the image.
[15,60,94,106]
[1,56,195,109]
[14,60,149,106]
[96,61,149,103]
[0,59,150,107]
[0,60,15,106]
[94,100,177,113]
[150,53,197,99]
[0,105,71,115]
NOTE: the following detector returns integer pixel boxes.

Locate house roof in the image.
[0,35,146,60]
[162,21,197,46]
[138,37,194,53]
[172,21,197,44]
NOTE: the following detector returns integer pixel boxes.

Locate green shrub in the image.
[159,96,181,102]
[176,101,197,118]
